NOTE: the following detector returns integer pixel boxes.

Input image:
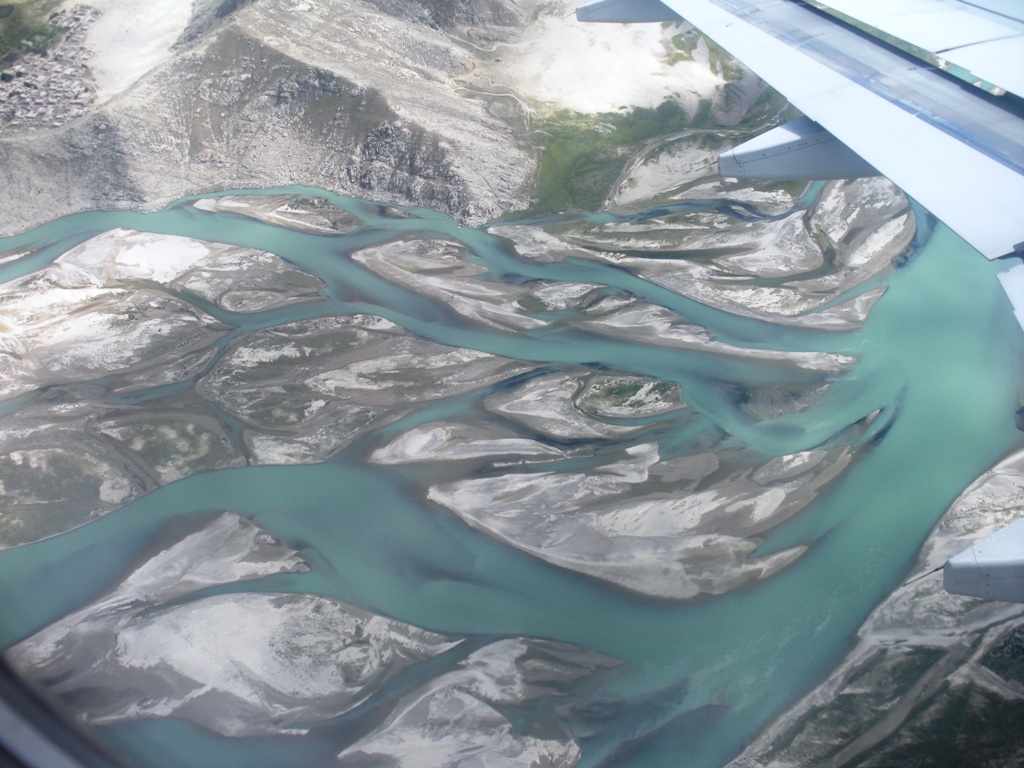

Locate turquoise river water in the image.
[0,187,1022,767]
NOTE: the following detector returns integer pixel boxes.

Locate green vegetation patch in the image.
[0,3,55,64]
[703,36,746,81]
[516,294,548,313]
[531,99,695,213]
[671,31,700,62]
[854,683,1024,768]
[981,622,1024,685]
[521,32,793,216]
[580,375,683,418]
[670,30,745,80]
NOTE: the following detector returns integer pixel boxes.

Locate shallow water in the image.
[0,188,1021,768]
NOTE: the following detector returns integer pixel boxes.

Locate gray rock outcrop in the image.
[0,0,535,235]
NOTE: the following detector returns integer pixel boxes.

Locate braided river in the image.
[0,184,1021,767]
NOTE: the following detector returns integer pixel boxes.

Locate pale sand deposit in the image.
[60,0,194,102]
[493,3,723,114]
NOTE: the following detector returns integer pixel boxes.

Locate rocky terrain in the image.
[0,0,746,234]
[0,0,529,232]
[0,5,101,128]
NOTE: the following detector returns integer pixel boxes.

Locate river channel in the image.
[0,185,1021,768]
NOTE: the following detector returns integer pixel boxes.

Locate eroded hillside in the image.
[0,0,762,234]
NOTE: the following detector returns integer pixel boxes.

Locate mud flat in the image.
[0,229,238,399]
[428,437,851,600]
[0,185,896,576]
[193,194,365,233]
[352,239,549,332]
[201,315,534,465]
[370,421,566,465]
[530,176,913,329]
[0,227,324,545]
[337,638,618,768]
[494,370,685,431]
[0,220,539,543]
[6,512,458,736]
[8,511,620,759]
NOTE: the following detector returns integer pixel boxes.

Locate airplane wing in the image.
[576,0,1024,263]
[944,517,1024,603]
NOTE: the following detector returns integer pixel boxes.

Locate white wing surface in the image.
[578,0,1024,261]
[945,517,1024,603]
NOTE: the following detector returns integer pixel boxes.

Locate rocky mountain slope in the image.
[0,0,535,234]
[0,0,759,236]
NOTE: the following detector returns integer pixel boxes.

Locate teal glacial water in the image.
[0,188,1022,768]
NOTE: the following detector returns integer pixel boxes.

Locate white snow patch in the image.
[67,0,195,101]
[56,228,215,285]
[99,476,132,504]
[499,12,723,113]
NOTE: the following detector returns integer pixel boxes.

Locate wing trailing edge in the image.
[718,117,878,181]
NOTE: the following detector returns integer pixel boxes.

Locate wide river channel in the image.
[0,186,1021,768]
